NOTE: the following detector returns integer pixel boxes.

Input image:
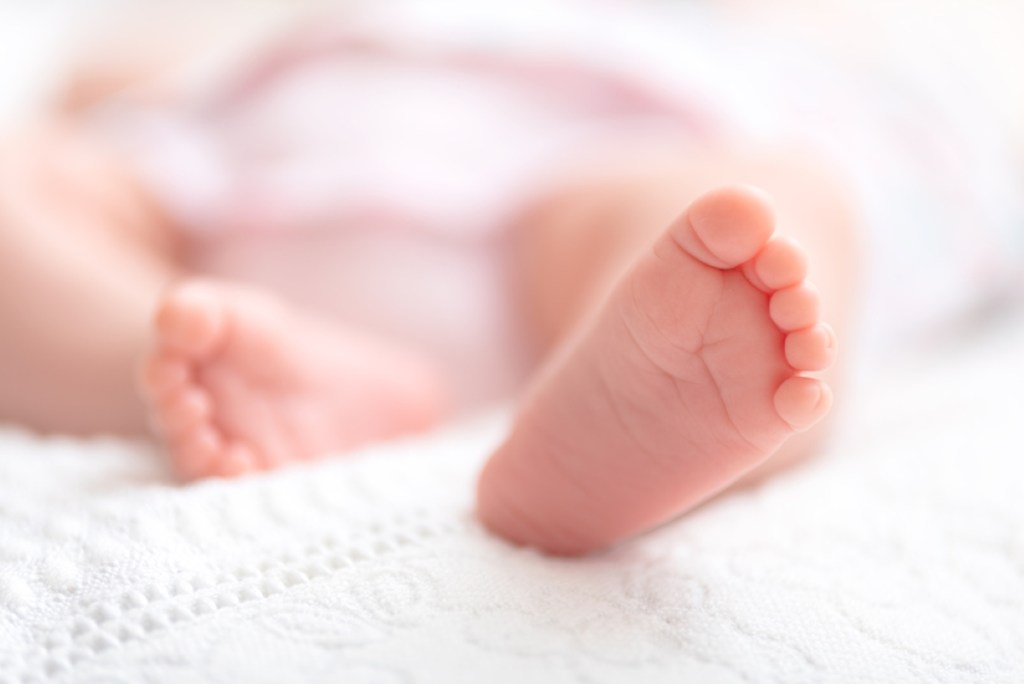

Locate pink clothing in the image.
[94,1,732,405]
[90,0,1023,399]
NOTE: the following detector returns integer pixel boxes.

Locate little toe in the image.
[156,388,212,436]
[752,235,809,291]
[255,445,288,471]
[672,185,776,269]
[172,426,222,481]
[785,323,837,371]
[774,376,833,431]
[216,443,259,478]
[155,282,226,357]
[141,355,190,399]
[769,282,821,331]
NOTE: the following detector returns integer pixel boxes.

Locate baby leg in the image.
[0,123,180,436]
[478,149,859,554]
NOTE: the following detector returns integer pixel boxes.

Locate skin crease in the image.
[477,179,844,555]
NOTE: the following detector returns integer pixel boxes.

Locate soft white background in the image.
[1,311,1022,683]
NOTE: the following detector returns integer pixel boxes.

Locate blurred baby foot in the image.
[142,279,447,479]
[477,185,836,554]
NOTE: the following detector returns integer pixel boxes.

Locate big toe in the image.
[155,281,227,357]
[672,185,776,269]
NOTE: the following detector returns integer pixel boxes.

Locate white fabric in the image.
[1,309,1023,683]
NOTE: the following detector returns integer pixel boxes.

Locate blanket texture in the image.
[1,313,1022,683]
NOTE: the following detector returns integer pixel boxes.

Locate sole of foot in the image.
[477,185,836,555]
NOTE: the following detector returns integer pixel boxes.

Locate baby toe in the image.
[785,323,837,371]
[774,376,833,431]
[753,235,809,291]
[157,388,211,435]
[172,426,223,481]
[141,354,190,398]
[673,185,776,269]
[769,282,821,331]
[155,282,226,357]
[216,443,259,478]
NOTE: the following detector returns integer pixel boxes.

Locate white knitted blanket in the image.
[1,311,1023,684]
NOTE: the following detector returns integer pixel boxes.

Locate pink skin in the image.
[0,120,839,555]
[141,281,447,479]
[4,0,1021,562]
[0,112,844,557]
[476,186,835,555]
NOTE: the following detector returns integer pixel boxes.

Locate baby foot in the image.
[142,280,447,479]
[477,185,836,555]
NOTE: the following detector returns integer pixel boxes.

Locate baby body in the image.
[0,0,1020,554]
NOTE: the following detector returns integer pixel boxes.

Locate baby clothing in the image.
[89,0,1024,396]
